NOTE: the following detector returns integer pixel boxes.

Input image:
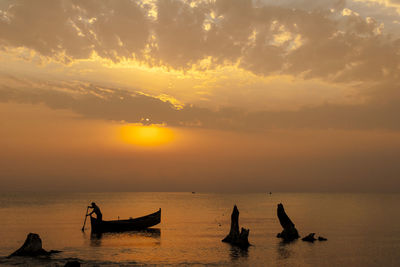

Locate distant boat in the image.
[90,208,161,233]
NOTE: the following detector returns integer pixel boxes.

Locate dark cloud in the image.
[1,74,400,131]
[0,0,399,81]
[0,0,149,63]
[0,75,178,123]
[1,0,400,132]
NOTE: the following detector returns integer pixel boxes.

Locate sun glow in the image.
[120,124,175,146]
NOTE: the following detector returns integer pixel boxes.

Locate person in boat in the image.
[87,202,102,221]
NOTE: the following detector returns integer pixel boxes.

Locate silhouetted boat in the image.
[90,208,161,233]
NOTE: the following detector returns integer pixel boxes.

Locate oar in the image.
[81,206,89,232]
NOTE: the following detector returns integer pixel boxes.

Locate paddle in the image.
[81,206,89,232]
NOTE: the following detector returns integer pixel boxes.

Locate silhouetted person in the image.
[87,202,102,221]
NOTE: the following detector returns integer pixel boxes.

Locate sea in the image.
[0,192,399,266]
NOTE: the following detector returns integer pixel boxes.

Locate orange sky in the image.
[0,0,400,192]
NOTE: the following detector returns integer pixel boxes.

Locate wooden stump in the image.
[222,205,250,248]
[7,233,60,258]
[276,203,299,242]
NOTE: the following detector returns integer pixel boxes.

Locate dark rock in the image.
[222,205,250,248]
[276,203,300,242]
[302,233,317,242]
[318,236,328,241]
[64,260,81,267]
[7,233,61,258]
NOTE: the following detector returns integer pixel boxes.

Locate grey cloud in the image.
[0,0,149,63]
[0,0,399,82]
[0,75,178,123]
[259,0,346,10]
[151,0,208,68]
[1,75,400,131]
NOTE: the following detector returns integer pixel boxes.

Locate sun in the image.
[120,124,174,147]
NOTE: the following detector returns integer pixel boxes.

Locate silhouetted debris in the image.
[318,236,328,241]
[7,233,61,258]
[276,203,300,242]
[64,260,81,267]
[222,205,250,248]
[302,233,317,242]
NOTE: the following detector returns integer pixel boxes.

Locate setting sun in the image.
[120,124,175,147]
[1,0,400,266]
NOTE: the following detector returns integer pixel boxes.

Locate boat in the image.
[90,208,161,233]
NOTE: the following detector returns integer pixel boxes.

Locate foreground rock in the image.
[64,260,81,267]
[222,205,250,248]
[7,233,61,258]
[318,236,328,241]
[276,203,300,242]
[302,233,317,242]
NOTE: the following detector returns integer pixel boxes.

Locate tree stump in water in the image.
[222,205,250,248]
[7,233,60,258]
[276,203,299,242]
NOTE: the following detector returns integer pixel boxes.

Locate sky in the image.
[0,0,400,192]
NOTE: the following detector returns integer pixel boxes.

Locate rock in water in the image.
[318,236,328,241]
[7,233,60,258]
[276,203,300,242]
[302,233,317,242]
[64,261,81,267]
[222,205,250,248]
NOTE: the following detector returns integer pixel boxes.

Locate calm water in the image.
[0,192,399,266]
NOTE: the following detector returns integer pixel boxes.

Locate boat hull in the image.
[90,208,161,233]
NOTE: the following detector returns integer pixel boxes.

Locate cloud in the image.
[1,0,400,132]
[0,74,180,124]
[0,0,399,82]
[0,0,149,63]
[1,74,400,131]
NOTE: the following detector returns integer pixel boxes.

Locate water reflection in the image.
[277,240,295,260]
[229,245,249,260]
[90,234,102,247]
[88,228,161,247]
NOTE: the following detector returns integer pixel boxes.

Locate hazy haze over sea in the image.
[0,192,399,266]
